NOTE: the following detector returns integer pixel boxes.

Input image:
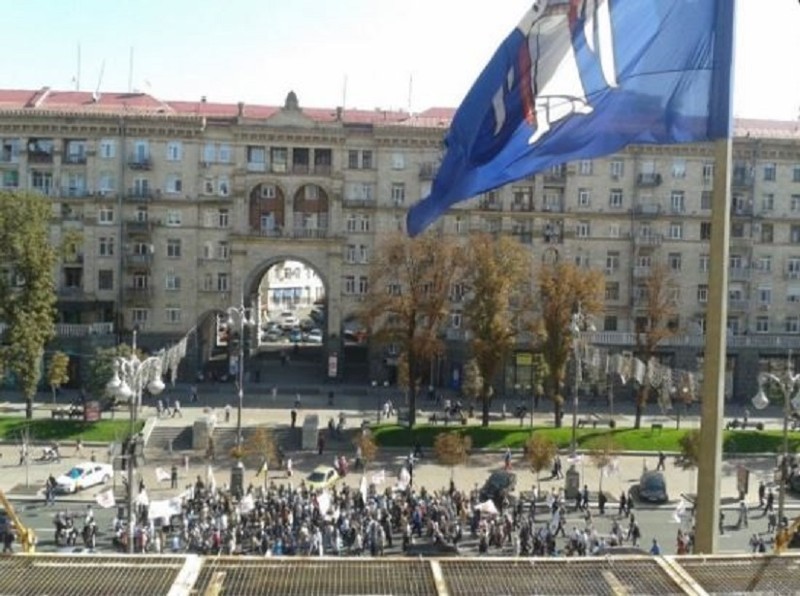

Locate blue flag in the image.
[407,0,735,236]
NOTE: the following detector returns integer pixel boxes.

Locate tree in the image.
[240,426,278,468]
[433,430,472,481]
[0,191,57,419]
[461,358,483,409]
[587,435,621,494]
[46,351,70,404]
[677,430,701,470]
[463,233,531,426]
[524,433,557,492]
[361,232,465,427]
[534,261,604,427]
[353,430,379,471]
[85,343,141,401]
[632,263,679,428]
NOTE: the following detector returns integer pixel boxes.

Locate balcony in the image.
[62,254,84,266]
[63,154,87,165]
[342,198,376,209]
[543,167,567,184]
[510,202,534,212]
[634,233,662,246]
[784,270,800,281]
[731,172,754,188]
[636,173,662,187]
[126,188,153,201]
[125,219,154,233]
[128,157,152,171]
[290,228,330,239]
[246,161,266,172]
[124,287,153,303]
[728,267,751,281]
[633,266,651,278]
[124,254,153,267]
[728,298,749,311]
[731,205,754,217]
[419,163,438,180]
[478,200,503,212]
[634,204,661,216]
[27,151,54,164]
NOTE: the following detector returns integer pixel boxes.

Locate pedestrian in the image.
[224,404,231,423]
[190,384,198,404]
[286,457,293,478]
[290,409,298,429]
[764,489,774,514]
[649,538,661,555]
[503,447,512,471]
[354,445,363,471]
[719,510,725,535]
[18,443,28,467]
[75,438,84,458]
[598,491,607,515]
[580,484,590,511]
[318,433,325,456]
[618,492,627,517]
[46,474,57,506]
[172,399,182,418]
[758,481,766,508]
[294,394,302,409]
[737,499,749,528]
[656,451,666,471]
[328,390,334,406]
[271,386,277,402]
[170,464,178,489]
[206,437,216,462]
[743,408,750,429]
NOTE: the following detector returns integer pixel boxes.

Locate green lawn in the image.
[0,417,143,443]
[371,423,800,454]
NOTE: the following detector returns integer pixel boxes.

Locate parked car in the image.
[56,462,113,494]
[305,466,339,491]
[635,470,668,504]
[479,470,517,508]
[305,329,323,343]
[288,328,303,343]
[279,312,299,330]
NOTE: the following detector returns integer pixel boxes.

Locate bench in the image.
[651,423,664,434]
[577,413,615,429]
[52,407,84,420]
[51,408,69,419]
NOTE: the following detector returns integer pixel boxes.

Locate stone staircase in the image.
[146,425,193,452]
[212,425,301,454]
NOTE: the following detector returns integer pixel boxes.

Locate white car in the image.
[55,462,113,494]
[305,329,323,343]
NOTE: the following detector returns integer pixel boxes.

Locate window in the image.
[787,285,800,303]
[697,284,708,303]
[203,143,216,163]
[217,273,229,292]
[166,239,182,258]
[98,269,113,290]
[391,152,405,170]
[792,195,800,212]
[792,225,800,244]
[786,316,800,334]
[699,254,710,272]
[731,222,745,238]
[166,210,182,226]
[763,162,776,181]
[358,276,369,294]
[755,317,769,333]
[605,282,620,300]
[203,179,215,195]
[98,172,115,194]
[608,223,621,238]
[166,141,183,161]
[758,286,772,305]
[610,159,624,179]
[132,273,148,289]
[271,147,288,172]
[762,193,774,212]
[700,222,712,240]
[702,162,714,183]
[358,245,369,264]
[788,257,800,278]
[131,309,148,326]
[348,150,359,169]
[607,189,623,208]
[98,206,114,224]
[2,170,19,188]
[761,223,773,244]
[604,315,618,331]
[218,144,231,163]
[344,275,355,294]
[449,311,462,328]
[99,139,115,159]
[217,241,229,260]
[606,251,620,273]
[454,216,465,235]
[669,222,683,240]
[578,160,593,175]
[729,254,743,270]
[201,273,214,292]
[345,245,356,264]
[576,221,590,238]
[700,190,712,210]
[670,191,685,213]
[578,188,591,207]
[756,255,772,272]
[391,183,405,206]
[165,273,181,291]
[668,252,682,271]
[31,171,53,195]
[218,176,229,196]
[165,174,182,194]
[672,159,686,178]
[346,214,357,232]
[361,151,373,169]
[247,146,266,170]
[165,308,181,324]
[217,209,229,228]
[133,140,149,162]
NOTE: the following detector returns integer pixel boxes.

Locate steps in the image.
[212,425,301,453]
[146,426,193,452]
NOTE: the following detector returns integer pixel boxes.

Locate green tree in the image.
[434,430,472,482]
[463,233,531,426]
[633,263,679,428]
[46,351,70,405]
[0,191,57,419]
[524,433,557,492]
[678,429,701,470]
[534,261,604,427]
[362,232,465,427]
[85,343,140,401]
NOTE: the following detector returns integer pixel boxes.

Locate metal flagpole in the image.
[693,0,736,555]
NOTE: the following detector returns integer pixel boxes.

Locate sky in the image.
[3,0,799,120]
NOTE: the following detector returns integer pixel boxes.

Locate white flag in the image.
[135,488,150,507]
[95,488,116,509]
[238,494,255,514]
[207,465,217,493]
[397,466,410,491]
[371,470,386,485]
[155,467,171,482]
[672,498,687,524]
[359,474,368,502]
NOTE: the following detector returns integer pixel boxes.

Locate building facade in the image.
[1,87,799,399]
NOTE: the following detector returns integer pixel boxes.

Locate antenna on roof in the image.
[128,47,134,93]
[407,73,413,114]
[342,75,347,112]
[75,43,81,91]
[93,59,105,103]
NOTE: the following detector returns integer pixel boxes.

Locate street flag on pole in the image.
[155,467,171,482]
[95,488,116,509]
[406,0,735,236]
[257,460,268,478]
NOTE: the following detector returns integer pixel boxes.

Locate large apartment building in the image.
[1,87,799,400]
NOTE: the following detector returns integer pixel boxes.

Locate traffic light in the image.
[216,314,229,347]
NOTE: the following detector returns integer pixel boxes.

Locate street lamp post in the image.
[105,330,166,554]
[225,300,256,448]
[751,351,800,529]
[570,304,595,455]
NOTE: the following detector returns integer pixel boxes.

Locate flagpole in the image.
[693,0,736,555]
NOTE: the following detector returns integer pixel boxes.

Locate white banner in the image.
[155,467,171,482]
[95,488,116,509]
[238,494,255,515]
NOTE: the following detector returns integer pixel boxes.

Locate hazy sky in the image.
[4,0,798,120]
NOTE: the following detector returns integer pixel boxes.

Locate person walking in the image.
[649,538,661,555]
[656,451,666,471]
[737,499,749,529]
[75,438,84,459]
[290,409,298,429]
[224,404,232,423]
[170,464,178,489]
[503,448,512,471]
[172,399,182,418]
[758,481,766,508]
[317,433,326,456]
